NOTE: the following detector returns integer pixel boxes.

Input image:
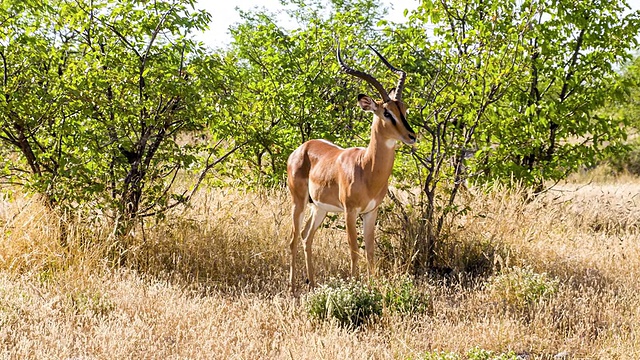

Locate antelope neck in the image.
[363,119,396,182]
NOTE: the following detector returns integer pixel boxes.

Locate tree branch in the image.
[139,141,247,218]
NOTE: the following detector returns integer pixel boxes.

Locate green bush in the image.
[380,276,432,315]
[421,351,460,360]
[305,277,431,328]
[466,347,519,360]
[305,279,383,329]
[608,137,640,176]
[487,266,559,312]
[419,348,518,360]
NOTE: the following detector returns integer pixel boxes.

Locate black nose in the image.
[408,133,416,141]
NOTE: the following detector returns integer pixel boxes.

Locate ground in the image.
[1,174,639,359]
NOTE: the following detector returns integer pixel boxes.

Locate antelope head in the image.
[337,43,416,146]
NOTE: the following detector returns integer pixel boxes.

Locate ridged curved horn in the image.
[367,45,406,102]
[337,40,391,103]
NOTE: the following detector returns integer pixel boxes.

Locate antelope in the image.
[287,42,416,293]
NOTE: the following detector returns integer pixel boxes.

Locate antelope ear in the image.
[388,87,397,100]
[357,94,377,112]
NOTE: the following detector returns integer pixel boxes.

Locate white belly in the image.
[313,200,344,213]
[308,181,378,214]
[309,180,343,213]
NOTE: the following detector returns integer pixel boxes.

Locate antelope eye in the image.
[383,110,392,119]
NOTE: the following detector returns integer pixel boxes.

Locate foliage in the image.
[466,348,519,360]
[0,0,231,231]
[221,0,640,274]
[603,55,640,175]
[420,348,518,360]
[396,0,640,186]
[379,276,431,315]
[305,278,383,328]
[219,0,391,185]
[305,276,430,328]
[607,53,640,130]
[2,0,640,276]
[378,0,640,272]
[68,290,115,319]
[605,136,640,175]
[421,351,459,360]
[487,266,559,312]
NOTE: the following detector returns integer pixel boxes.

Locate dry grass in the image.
[1,174,640,359]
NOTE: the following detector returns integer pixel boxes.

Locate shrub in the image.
[421,351,460,360]
[305,279,383,329]
[305,277,432,328]
[607,137,640,176]
[68,290,115,319]
[466,347,518,360]
[380,276,432,315]
[487,266,559,312]
[420,348,518,360]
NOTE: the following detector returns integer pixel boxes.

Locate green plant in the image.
[305,277,431,329]
[421,350,460,360]
[466,347,518,360]
[381,0,640,273]
[488,266,559,312]
[305,279,383,329]
[381,276,431,315]
[420,348,518,360]
[0,0,229,232]
[222,0,387,186]
[68,290,115,319]
[607,137,640,176]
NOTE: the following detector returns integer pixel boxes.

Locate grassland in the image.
[1,172,640,359]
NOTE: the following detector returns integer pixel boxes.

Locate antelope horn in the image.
[367,45,407,102]
[336,40,391,103]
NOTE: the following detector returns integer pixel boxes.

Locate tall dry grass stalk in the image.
[1,176,640,358]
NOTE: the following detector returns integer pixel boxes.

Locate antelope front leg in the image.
[345,210,360,278]
[362,210,378,278]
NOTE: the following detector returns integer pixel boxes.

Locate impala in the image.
[287,42,417,292]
